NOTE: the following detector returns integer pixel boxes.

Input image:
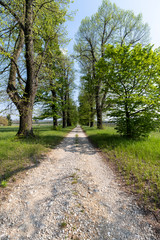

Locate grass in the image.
[0,125,73,183]
[75,134,79,145]
[83,126,160,213]
[60,222,67,228]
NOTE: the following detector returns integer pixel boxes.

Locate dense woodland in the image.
[0,0,160,139]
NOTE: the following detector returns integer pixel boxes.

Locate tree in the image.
[96,44,160,138]
[74,0,150,129]
[0,0,71,137]
[78,91,91,126]
[35,52,76,128]
[0,116,8,126]
[58,56,75,128]
[6,114,12,126]
[78,74,95,127]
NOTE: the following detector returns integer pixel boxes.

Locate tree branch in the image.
[0,0,25,31]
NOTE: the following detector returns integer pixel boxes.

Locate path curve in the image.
[0,126,158,239]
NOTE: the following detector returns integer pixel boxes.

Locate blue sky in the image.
[67,0,160,53]
[66,0,160,102]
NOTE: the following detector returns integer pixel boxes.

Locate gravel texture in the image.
[0,126,158,239]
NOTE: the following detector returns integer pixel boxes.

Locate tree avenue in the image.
[0,0,71,137]
[74,0,150,129]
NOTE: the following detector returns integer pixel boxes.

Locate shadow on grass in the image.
[0,127,18,132]
[84,128,145,151]
[0,126,73,183]
[0,161,40,182]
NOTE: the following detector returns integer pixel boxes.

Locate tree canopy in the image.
[96,43,160,138]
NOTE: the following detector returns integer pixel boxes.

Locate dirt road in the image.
[0,126,158,239]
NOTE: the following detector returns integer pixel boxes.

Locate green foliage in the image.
[96,44,160,138]
[1,180,7,188]
[60,222,67,228]
[78,92,91,126]
[36,53,77,127]
[6,114,12,126]
[78,74,95,127]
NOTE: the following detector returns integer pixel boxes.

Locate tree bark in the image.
[90,105,94,127]
[67,92,72,127]
[17,0,37,137]
[62,109,66,128]
[6,0,38,137]
[17,105,33,136]
[53,116,58,128]
[7,29,24,110]
[51,88,58,128]
[95,85,103,129]
[96,106,102,129]
[62,94,66,128]
[125,101,131,138]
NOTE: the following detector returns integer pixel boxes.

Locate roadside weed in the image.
[1,180,7,188]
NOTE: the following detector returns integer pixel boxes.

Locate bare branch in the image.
[0,47,25,84]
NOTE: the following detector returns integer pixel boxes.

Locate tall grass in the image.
[83,126,160,212]
[0,125,73,182]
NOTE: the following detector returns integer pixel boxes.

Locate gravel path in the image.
[0,126,158,240]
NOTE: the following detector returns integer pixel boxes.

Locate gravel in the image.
[0,126,158,239]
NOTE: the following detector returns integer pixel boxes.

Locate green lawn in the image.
[0,125,73,183]
[83,126,160,212]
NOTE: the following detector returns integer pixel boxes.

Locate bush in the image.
[0,116,8,126]
[7,114,12,126]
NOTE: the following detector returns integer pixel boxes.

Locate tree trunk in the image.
[125,101,131,138]
[67,113,71,126]
[95,86,103,129]
[67,92,72,127]
[90,105,94,127]
[53,117,58,128]
[51,88,58,128]
[18,0,37,137]
[17,106,33,137]
[62,109,66,128]
[96,107,102,129]
[62,94,66,128]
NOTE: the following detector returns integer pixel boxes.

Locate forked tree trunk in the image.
[16,0,37,137]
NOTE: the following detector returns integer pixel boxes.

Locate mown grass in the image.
[83,126,160,212]
[0,125,73,183]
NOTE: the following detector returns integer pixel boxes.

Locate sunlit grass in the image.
[83,126,160,211]
[0,125,73,181]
